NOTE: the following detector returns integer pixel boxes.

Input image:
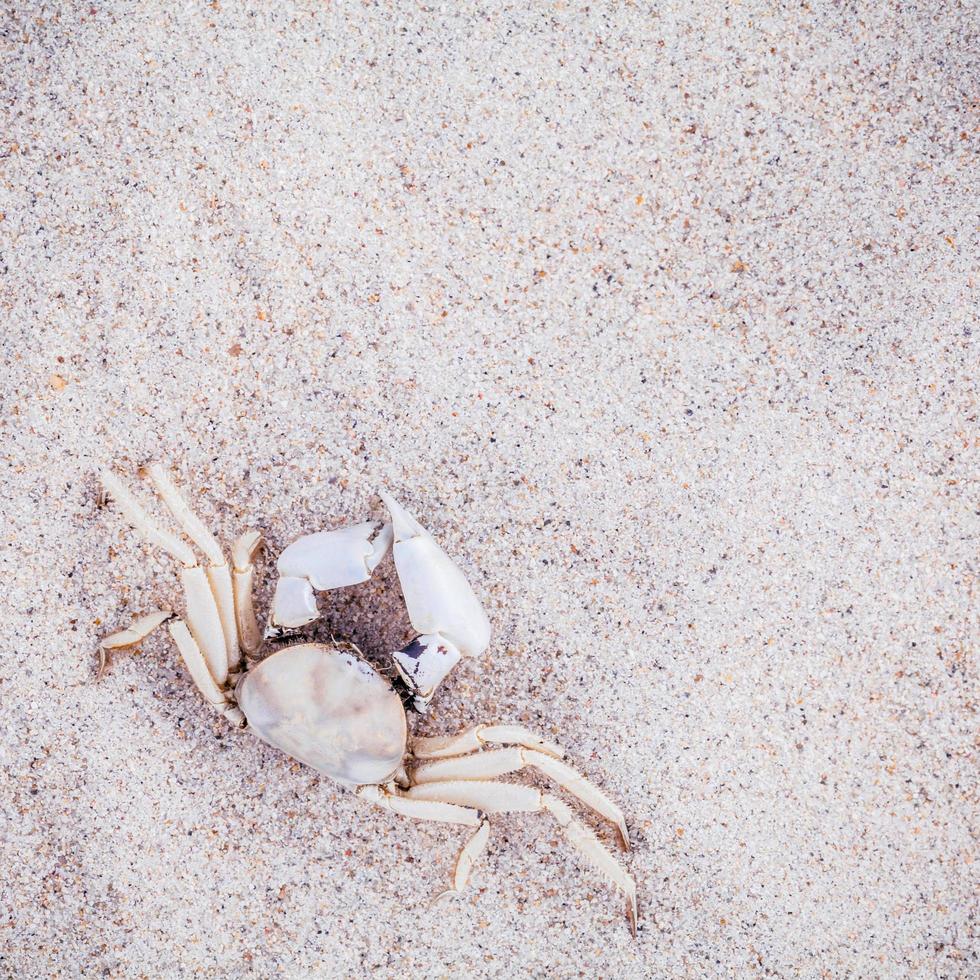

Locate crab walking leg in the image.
[205,569,236,666]
[101,469,230,686]
[544,795,638,938]
[146,464,239,672]
[380,491,491,711]
[96,610,242,724]
[268,521,393,631]
[356,784,483,827]
[451,819,491,891]
[358,785,489,889]
[100,470,196,566]
[412,748,629,850]
[180,566,231,685]
[97,609,173,679]
[168,620,243,725]
[411,724,566,761]
[406,779,545,812]
[405,781,637,934]
[232,531,263,655]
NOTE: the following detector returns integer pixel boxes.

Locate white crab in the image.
[97,464,637,934]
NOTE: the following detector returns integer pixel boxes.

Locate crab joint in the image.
[392,634,462,713]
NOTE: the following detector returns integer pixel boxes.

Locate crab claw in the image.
[380,491,491,711]
[379,492,491,659]
[268,521,393,631]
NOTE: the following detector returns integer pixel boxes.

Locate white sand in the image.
[1,2,976,976]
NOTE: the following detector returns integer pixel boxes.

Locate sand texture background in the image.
[1,2,977,977]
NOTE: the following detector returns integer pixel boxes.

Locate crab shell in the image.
[237,643,407,786]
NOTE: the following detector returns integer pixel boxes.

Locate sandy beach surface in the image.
[1,2,976,977]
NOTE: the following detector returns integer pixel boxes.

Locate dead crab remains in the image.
[97,464,637,934]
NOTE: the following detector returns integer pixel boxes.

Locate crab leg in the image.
[97,609,173,679]
[180,566,230,684]
[545,795,638,939]
[100,469,229,687]
[451,819,491,891]
[411,723,565,760]
[146,464,239,673]
[168,620,243,724]
[404,780,637,934]
[411,748,629,849]
[232,530,263,655]
[96,609,243,724]
[380,491,491,711]
[356,785,492,896]
[100,470,195,565]
[356,784,482,826]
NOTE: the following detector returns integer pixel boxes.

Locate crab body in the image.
[237,643,407,786]
[97,464,637,935]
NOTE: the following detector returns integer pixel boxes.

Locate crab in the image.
[96,463,637,934]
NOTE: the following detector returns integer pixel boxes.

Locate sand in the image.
[1,2,977,977]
